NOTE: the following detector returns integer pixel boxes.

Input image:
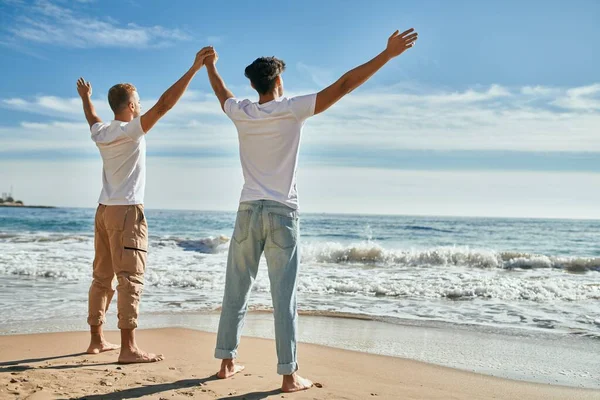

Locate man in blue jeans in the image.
[204,28,418,392]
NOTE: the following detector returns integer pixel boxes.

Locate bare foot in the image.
[118,348,164,364]
[86,340,120,354]
[217,359,245,379]
[281,373,313,393]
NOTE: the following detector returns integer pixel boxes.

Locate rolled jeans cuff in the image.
[277,361,298,375]
[215,348,237,360]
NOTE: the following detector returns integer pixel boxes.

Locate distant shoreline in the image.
[0,204,55,209]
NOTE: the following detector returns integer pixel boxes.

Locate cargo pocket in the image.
[122,236,147,274]
[269,213,298,249]
[121,205,148,274]
[233,209,253,244]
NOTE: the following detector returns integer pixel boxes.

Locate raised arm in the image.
[140,46,215,133]
[314,28,418,115]
[77,78,102,128]
[204,50,235,112]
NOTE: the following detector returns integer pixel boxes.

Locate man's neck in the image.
[113,113,134,123]
[258,91,280,105]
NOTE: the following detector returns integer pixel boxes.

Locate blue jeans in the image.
[215,200,300,375]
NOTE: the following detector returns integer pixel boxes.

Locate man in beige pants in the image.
[77,46,215,364]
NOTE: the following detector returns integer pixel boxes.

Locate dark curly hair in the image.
[244,57,286,95]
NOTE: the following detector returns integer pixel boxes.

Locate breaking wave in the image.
[301,242,600,272]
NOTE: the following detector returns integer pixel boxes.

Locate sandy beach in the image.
[1,328,598,400]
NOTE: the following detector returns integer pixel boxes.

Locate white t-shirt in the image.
[90,117,146,205]
[224,94,317,209]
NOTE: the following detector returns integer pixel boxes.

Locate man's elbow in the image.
[338,77,353,96]
[157,96,174,115]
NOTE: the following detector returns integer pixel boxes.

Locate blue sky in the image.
[1,0,599,218]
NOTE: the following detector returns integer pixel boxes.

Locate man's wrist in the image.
[381,48,393,62]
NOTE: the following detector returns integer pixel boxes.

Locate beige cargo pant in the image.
[87,204,148,330]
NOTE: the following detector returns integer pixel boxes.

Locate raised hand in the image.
[204,49,218,66]
[192,46,216,71]
[77,77,92,98]
[385,28,418,58]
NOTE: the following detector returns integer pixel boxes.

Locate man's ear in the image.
[129,101,136,112]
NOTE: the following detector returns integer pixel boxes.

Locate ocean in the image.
[1,206,598,337]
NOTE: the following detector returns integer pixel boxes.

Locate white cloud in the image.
[304,83,600,152]
[0,117,237,155]
[552,84,600,111]
[3,98,28,107]
[521,86,558,96]
[0,121,92,152]
[2,95,110,120]
[568,84,600,97]
[1,91,223,121]
[36,96,83,114]
[4,0,190,48]
[2,83,600,154]
[19,121,86,130]
[424,84,511,103]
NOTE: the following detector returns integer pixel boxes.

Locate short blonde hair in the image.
[108,83,137,113]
